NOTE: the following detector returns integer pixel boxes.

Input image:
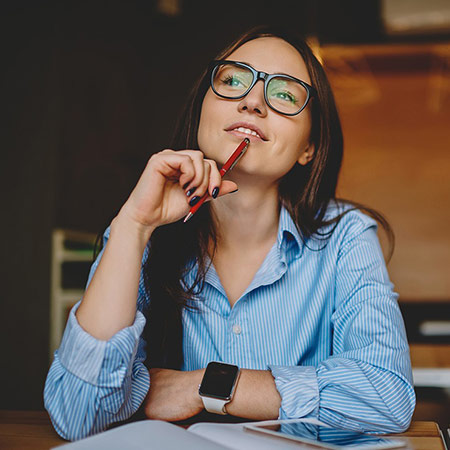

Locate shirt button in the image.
[232,324,242,335]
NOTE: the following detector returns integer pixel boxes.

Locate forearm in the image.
[224,369,281,420]
[76,211,155,340]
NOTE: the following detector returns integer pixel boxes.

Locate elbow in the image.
[45,399,108,442]
[350,377,417,434]
[385,414,413,435]
[386,412,413,434]
[379,380,417,434]
[44,397,96,442]
[44,377,102,441]
[47,416,89,442]
[44,405,79,442]
[389,396,416,434]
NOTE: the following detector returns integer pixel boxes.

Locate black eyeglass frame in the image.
[209,60,316,116]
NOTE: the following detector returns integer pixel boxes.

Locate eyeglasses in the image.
[209,60,316,116]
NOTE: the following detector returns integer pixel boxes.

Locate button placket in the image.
[229,305,242,338]
[232,323,242,335]
[228,301,245,364]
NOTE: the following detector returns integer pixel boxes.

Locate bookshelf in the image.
[49,229,97,360]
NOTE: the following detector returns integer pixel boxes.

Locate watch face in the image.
[199,362,240,400]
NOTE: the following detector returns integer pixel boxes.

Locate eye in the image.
[268,78,303,106]
[273,90,297,104]
[214,65,253,93]
[222,74,245,87]
[269,86,298,105]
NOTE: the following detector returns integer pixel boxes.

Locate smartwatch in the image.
[198,361,240,415]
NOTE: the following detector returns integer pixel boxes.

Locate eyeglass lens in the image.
[212,63,309,115]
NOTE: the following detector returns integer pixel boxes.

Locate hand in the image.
[144,368,205,421]
[119,149,239,232]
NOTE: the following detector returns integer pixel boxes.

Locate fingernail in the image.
[186,187,196,197]
[182,182,190,190]
[212,187,219,199]
[229,189,239,194]
[189,196,200,206]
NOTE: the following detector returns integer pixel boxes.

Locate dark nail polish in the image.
[212,187,219,199]
[182,182,190,190]
[186,187,196,197]
[189,196,200,207]
[230,188,239,194]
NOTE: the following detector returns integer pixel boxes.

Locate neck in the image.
[210,182,280,251]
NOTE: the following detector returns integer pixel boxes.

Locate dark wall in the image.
[1,1,59,410]
[0,0,405,410]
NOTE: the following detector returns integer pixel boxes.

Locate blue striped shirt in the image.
[44,203,416,441]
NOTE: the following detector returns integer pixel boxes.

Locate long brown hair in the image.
[143,25,394,369]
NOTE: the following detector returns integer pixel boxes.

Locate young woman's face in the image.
[197,37,314,182]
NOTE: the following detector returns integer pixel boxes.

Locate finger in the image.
[200,180,239,205]
[176,150,205,195]
[204,159,222,199]
[198,161,211,197]
[187,161,211,207]
[149,152,195,185]
[216,180,238,197]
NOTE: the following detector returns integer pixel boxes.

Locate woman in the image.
[44,26,416,441]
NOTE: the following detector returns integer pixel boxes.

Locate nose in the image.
[238,80,267,117]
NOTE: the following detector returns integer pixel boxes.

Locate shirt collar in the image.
[277,205,304,261]
[183,205,305,288]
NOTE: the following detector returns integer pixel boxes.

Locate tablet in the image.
[244,421,406,449]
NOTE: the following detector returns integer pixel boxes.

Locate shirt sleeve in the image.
[44,227,151,441]
[269,213,416,433]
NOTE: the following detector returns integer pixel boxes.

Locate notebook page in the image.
[53,420,229,450]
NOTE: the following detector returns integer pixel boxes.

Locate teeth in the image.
[234,127,261,139]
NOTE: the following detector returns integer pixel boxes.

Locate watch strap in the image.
[201,396,229,415]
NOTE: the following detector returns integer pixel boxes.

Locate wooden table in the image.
[0,410,446,449]
[0,411,64,449]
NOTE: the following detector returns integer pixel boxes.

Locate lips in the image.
[225,122,268,141]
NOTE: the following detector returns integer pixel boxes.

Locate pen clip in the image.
[228,140,249,171]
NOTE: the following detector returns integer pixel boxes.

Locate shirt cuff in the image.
[58,301,146,385]
[268,365,320,420]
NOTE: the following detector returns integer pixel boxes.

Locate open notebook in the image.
[53,419,305,450]
[53,418,406,450]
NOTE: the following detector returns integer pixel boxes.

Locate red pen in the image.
[183,138,250,223]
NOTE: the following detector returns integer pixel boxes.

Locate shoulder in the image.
[325,200,378,234]
[312,200,380,254]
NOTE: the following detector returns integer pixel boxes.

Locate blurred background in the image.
[1,0,449,431]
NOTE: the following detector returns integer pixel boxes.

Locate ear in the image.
[297,142,315,166]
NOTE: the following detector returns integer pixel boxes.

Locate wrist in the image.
[112,209,155,248]
[198,362,240,415]
[225,369,281,419]
[192,368,206,410]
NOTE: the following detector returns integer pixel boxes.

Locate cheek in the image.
[285,114,312,154]
[278,124,307,156]
[269,124,311,175]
